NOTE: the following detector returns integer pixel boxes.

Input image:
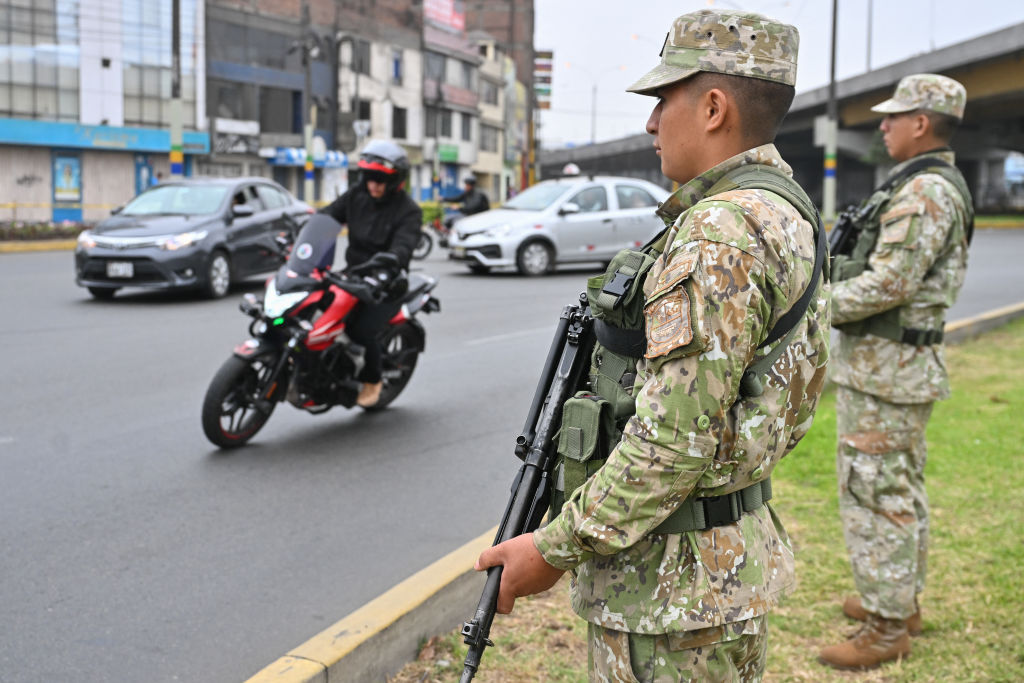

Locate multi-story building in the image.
[202,0,423,205]
[0,0,209,223]
[470,32,505,204]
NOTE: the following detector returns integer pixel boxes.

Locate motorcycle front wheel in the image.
[201,355,278,448]
[365,322,421,411]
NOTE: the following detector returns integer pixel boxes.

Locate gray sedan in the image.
[75,177,311,299]
[446,175,670,276]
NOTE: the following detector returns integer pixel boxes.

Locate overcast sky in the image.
[533,0,1024,149]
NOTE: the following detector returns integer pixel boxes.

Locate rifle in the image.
[827,204,860,270]
[458,295,595,683]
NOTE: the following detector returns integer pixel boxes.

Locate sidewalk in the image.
[244,300,1024,683]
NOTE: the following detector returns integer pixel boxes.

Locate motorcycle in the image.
[201,214,441,449]
[413,205,464,260]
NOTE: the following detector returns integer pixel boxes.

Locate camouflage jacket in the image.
[830,150,971,403]
[533,145,831,634]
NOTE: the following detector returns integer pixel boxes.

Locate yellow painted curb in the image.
[0,239,77,253]
[246,526,497,682]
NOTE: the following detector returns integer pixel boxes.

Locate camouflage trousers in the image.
[836,385,933,620]
[587,616,767,682]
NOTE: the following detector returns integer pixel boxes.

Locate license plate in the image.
[453,247,466,257]
[106,261,134,278]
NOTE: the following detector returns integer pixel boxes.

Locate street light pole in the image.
[301,0,314,203]
[823,0,839,223]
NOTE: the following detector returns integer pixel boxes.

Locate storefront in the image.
[0,118,210,223]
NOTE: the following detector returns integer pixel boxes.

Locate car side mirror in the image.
[559,202,581,216]
[232,204,255,218]
[111,205,123,215]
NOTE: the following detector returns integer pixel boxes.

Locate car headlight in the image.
[158,229,209,251]
[77,231,96,249]
[483,224,514,238]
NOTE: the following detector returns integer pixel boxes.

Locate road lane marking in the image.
[464,326,553,347]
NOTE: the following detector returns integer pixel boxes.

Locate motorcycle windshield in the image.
[287,213,342,276]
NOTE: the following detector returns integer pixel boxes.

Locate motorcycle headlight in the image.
[262,285,308,318]
[483,224,514,238]
[77,230,96,249]
[158,229,208,251]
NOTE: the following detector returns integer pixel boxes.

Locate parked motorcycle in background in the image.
[201,214,440,448]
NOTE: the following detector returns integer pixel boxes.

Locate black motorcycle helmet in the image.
[357,139,410,198]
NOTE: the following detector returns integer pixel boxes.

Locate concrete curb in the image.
[245,527,495,683]
[944,300,1024,343]
[243,301,1024,683]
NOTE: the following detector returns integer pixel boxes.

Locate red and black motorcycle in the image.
[201,214,440,448]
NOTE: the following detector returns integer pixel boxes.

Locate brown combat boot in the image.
[842,595,922,636]
[819,614,911,670]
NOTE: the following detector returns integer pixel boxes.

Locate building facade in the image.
[0,0,209,223]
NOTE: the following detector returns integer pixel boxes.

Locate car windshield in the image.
[502,182,574,211]
[120,185,229,216]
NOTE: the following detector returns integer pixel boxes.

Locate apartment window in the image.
[391,49,403,85]
[481,124,499,152]
[392,105,407,140]
[351,97,371,121]
[353,39,371,76]
[482,80,498,105]
[122,0,199,127]
[0,0,80,122]
[440,109,452,137]
[461,112,472,142]
[461,61,473,89]
[425,52,445,82]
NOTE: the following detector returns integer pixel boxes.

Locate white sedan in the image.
[446,175,670,276]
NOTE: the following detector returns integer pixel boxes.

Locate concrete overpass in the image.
[540,21,1024,212]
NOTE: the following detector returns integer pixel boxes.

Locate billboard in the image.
[424,0,465,31]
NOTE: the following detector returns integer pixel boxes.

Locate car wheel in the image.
[204,251,232,298]
[516,240,554,276]
[87,286,118,300]
[468,263,491,275]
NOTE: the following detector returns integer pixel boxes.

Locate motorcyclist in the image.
[320,139,422,407]
[443,175,490,229]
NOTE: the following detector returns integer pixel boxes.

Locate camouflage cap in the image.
[871,73,966,120]
[626,10,799,96]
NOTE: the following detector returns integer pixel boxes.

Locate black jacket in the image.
[447,188,490,215]
[321,184,422,269]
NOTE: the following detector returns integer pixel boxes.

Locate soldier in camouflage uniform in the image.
[475,10,830,681]
[820,73,972,670]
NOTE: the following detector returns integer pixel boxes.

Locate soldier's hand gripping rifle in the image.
[458,294,595,683]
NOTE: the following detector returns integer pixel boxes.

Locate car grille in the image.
[81,258,167,284]
[92,235,162,250]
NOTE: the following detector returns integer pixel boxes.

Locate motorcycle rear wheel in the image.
[364,322,420,411]
[412,229,433,260]
[201,355,278,448]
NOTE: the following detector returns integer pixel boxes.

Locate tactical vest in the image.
[550,164,824,532]
[833,156,973,346]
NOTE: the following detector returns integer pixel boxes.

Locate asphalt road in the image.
[0,228,1021,682]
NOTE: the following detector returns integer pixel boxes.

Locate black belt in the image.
[901,327,944,345]
[651,479,773,534]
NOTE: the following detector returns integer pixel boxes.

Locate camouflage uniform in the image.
[532,13,830,680]
[830,74,971,621]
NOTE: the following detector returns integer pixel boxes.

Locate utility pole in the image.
[823,0,839,224]
[301,0,315,203]
[169,0,183,178]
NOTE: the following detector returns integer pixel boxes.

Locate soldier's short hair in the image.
[688,72,795,145]
[923,110,960,143]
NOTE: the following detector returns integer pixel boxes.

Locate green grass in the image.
[391,317,1024,683]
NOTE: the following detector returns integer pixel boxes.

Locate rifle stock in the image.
[459,295,595,683]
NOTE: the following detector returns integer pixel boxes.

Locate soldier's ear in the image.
[912,112,930,139]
